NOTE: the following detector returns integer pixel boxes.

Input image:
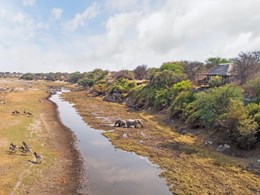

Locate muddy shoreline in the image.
[47,94,88,194]
[62,90,260,194]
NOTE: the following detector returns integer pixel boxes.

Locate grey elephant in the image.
[114,119,126,127]
[126,119,143,128]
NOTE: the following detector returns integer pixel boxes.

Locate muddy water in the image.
[50,91,171,195]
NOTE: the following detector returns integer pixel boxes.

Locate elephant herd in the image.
[114,119,143,128]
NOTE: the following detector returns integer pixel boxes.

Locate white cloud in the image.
[64,3,99,31]
[22,0,36,7]
[1,0,260,72]
[51,8,63,21]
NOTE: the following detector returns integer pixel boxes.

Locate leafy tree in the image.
[21,73,35,80]
[206,57,230,66]
[150,70,186,87]
[69,72,83,83]
[46,72,57,81]
[160,62,184,74]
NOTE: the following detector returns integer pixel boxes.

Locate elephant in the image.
[114,119,126,127]
[126,119,143,128]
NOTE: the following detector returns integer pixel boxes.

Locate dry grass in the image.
[0,79,80,195]
[63,90,260,194]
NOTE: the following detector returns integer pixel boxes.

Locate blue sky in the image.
[0,0,260,72]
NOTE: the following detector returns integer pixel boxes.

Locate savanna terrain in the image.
[0,79,84,195]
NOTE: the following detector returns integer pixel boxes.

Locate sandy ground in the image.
[0,79,86,195]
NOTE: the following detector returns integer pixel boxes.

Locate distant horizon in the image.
[0,0,260,72]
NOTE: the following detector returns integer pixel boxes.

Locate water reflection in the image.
[50,91,171,195]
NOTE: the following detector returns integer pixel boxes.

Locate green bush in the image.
[170,80,192,100]
[185,84,243,128]
[150,70,186,87]
[154,88,170,110]
[21,73,35,80]
[169,91,195,119]
[246,103,260,125]
[223,100,258,149]
[78,78,94,88]
[108,78,136,94]
[129,85,159,108]
[208,76,222,87]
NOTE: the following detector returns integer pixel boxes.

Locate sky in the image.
[0,0,260,73]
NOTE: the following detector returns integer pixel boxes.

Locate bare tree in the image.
[232,51,260,84]
[183,61,204,81]
[133,65,148,80]
[113,70,134,80]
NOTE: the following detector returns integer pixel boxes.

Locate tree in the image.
[232,51,260,84]
[206,57,230,66]
[160,62,184,74]
[150,70,185,87]
[133,65,148,80]
[21,73,34,80]
[69,72,83,83]
[113,70,134,80]
[183,61,204,81]
[46,72,57,81]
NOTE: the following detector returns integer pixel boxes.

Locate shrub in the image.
[129,84,159,108]
[223,100,259,149]
[244,78,260,102]
[185,84,243,128]
[208,76,222,87]
[160,62,184,74]
[169,91,195,119]
[113,70,134,80]
[91,83,108,95]
[154,88,170,110]
[78,78,94,88]
[69,72,83,83]
[21,73,35,80]
[170,80,192,100]
[108,78,136,94]
[246,103,260,125]
[150,70,186,87]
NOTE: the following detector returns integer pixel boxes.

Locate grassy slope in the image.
[63,90,260,194]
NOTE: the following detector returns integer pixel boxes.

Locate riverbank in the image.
[0,79,85,194]
[63,90,260,194]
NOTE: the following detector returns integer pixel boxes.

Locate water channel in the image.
[49,90,171,195]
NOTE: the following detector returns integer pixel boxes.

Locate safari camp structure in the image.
[198,63,234,85]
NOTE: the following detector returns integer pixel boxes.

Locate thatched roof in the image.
[208,63,232,76]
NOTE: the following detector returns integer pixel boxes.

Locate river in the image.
[49,90,171,195]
